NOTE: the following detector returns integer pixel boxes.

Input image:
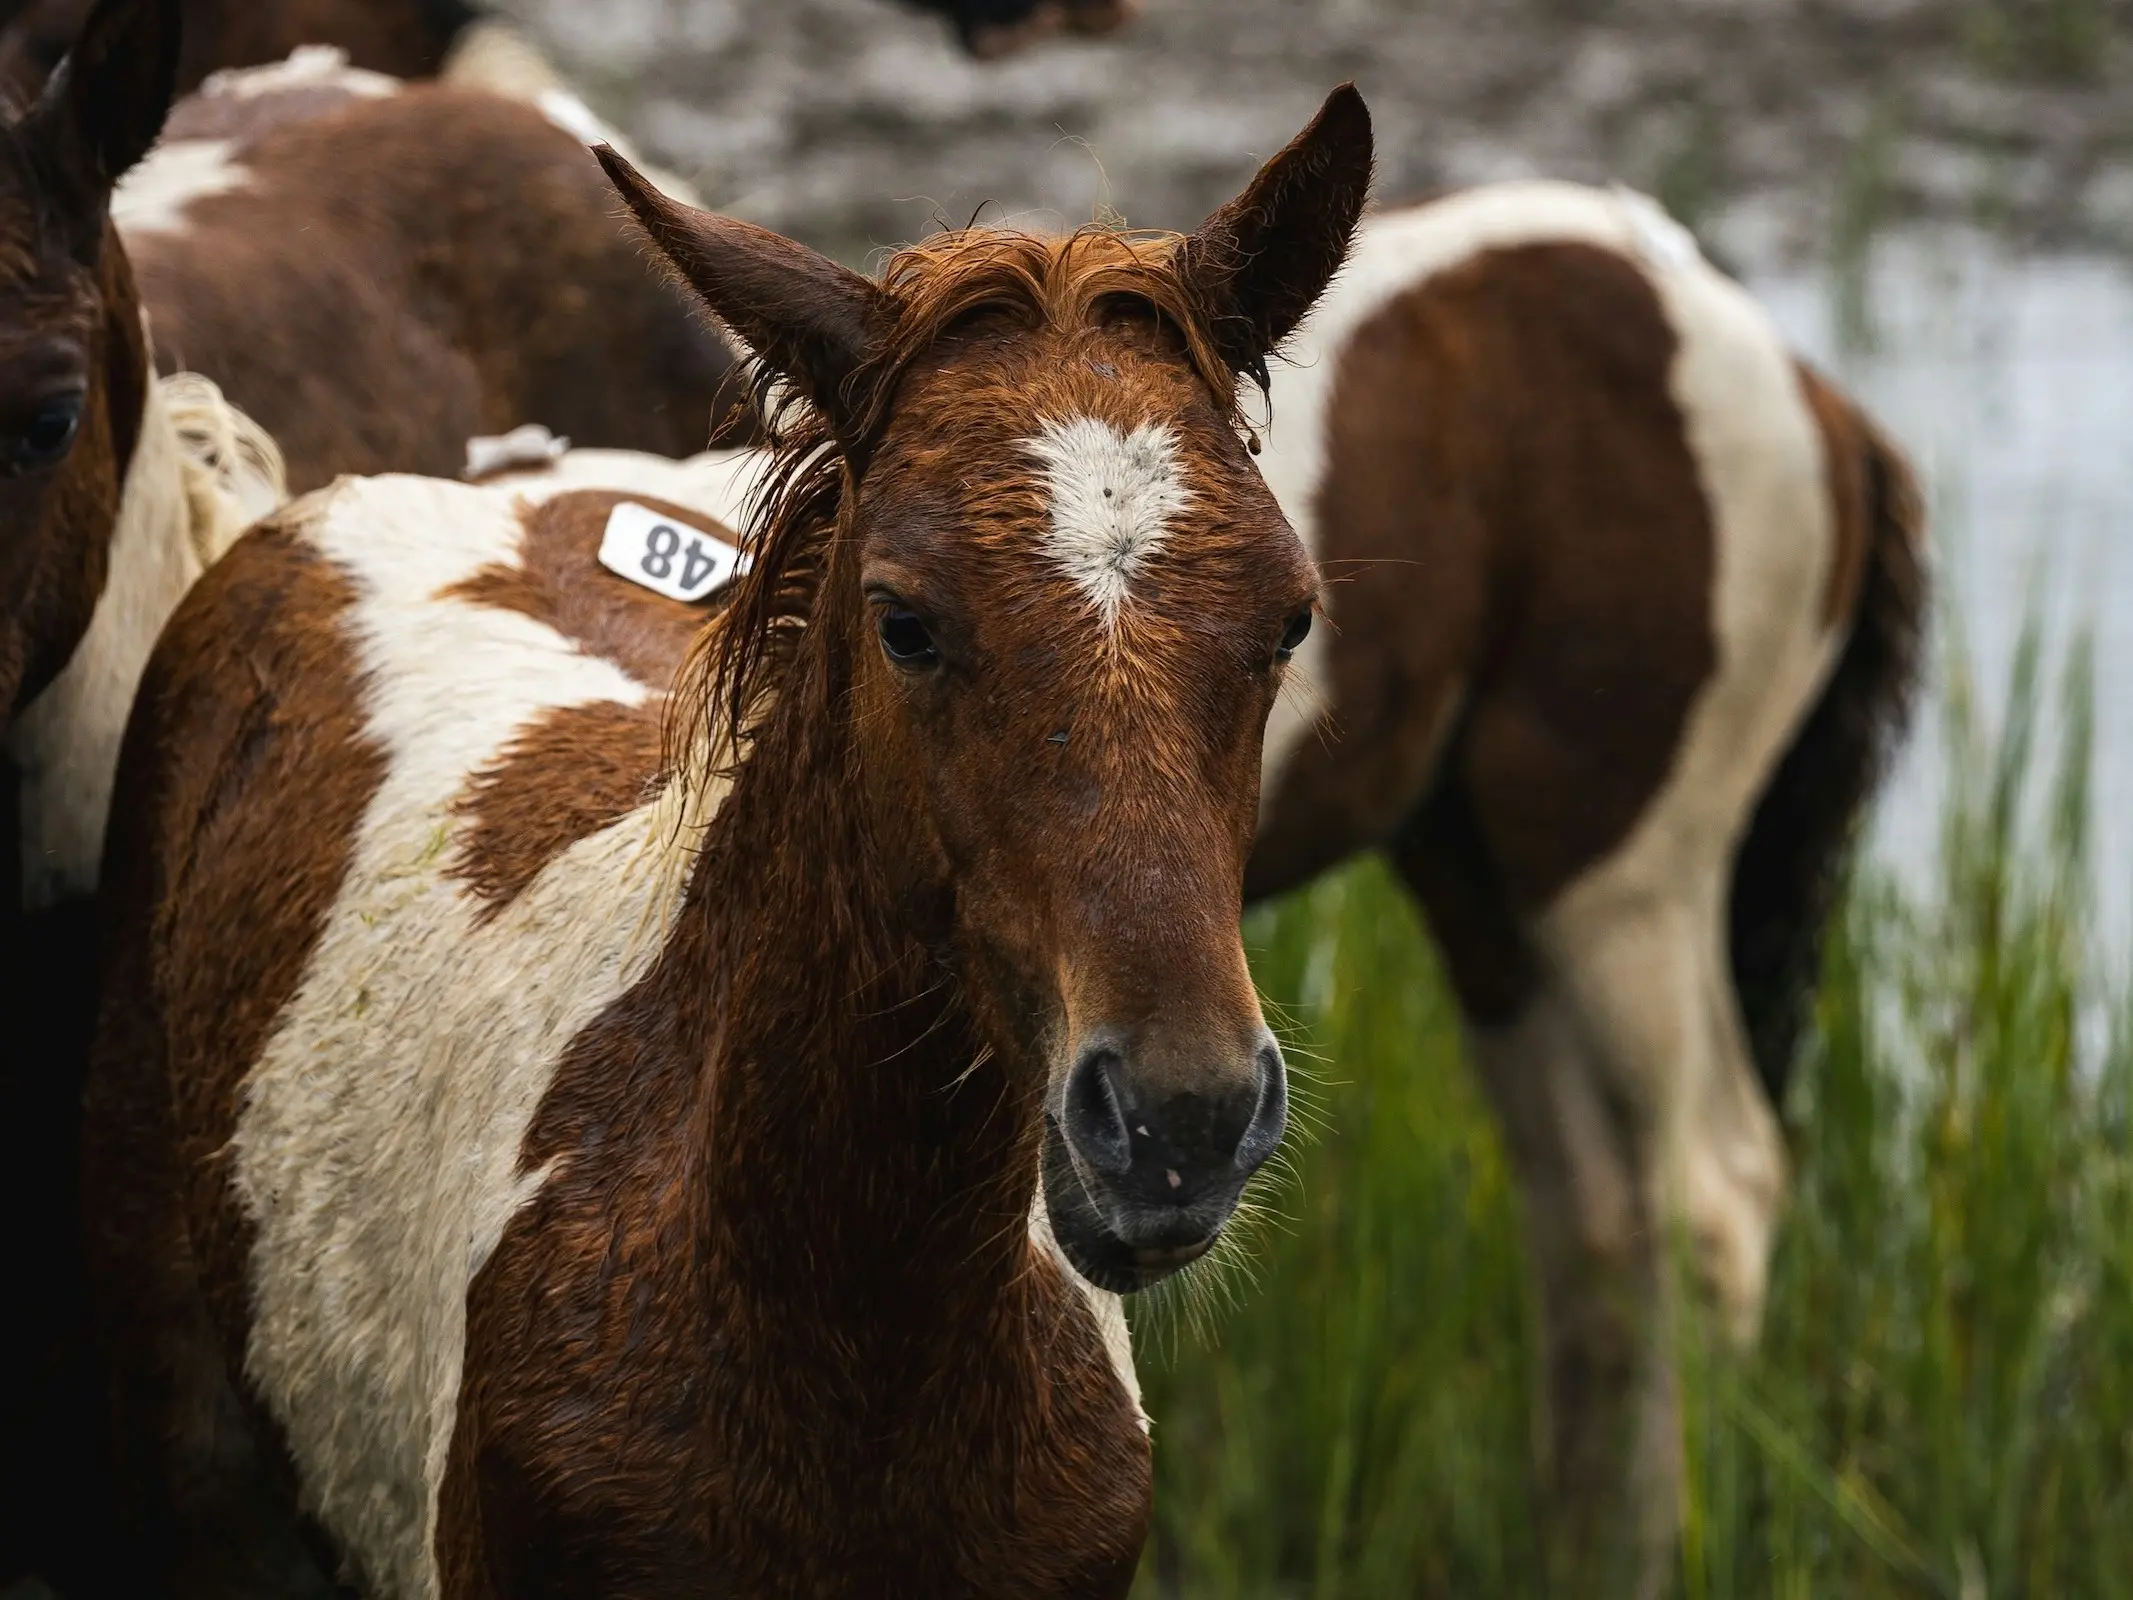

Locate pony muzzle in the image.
[1049,1026,1287,1285]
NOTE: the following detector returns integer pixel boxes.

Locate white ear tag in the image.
[597,501,749,603]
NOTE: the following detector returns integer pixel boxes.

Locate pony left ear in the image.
[597,145,892,440]
[1176,83,1374,389]
[24,0,181,255]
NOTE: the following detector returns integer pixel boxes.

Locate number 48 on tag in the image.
[598,501,749,603]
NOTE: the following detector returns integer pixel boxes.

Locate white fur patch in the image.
[198,44,402,102]
[1029,1182,1147,1434]
[1526,201,1839,1346]
[479,445,767,528]
[1025,416,1192,629]
[8,373,285,909]
[463,423,570,480]
[8,382,196,908]
[112,138,248,238]
[229,463,735,1600]
[1253,181,1714,815]
[162,370,289,549]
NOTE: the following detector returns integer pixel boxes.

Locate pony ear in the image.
[23,0,180,254]
[596,145,891,438]
[1176,83,1373,389]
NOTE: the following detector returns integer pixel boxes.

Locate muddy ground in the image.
[504,0,2133,268]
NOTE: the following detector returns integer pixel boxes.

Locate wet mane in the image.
[670,222,1244,776]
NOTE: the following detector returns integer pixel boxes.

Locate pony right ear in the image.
[23,0,180,254]
[597,146,891,440]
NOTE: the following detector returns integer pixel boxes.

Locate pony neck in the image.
[7,334,285,910]
[685,630,1043,1326]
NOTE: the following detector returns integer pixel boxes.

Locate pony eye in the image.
[1275,609,1313,661]
[877,606,941,669]
[2,391,85,474]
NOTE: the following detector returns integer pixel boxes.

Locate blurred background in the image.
[509,3,2133,1593]
[506,0,2133,920]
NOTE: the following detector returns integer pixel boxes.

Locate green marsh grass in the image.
[1132,618,2133,1597]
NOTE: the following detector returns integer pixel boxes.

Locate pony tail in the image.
[1727,403,1928,1100]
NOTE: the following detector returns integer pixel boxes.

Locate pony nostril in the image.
[1233,1040,1288,1174]
[1063,1047,1134,1176]
[1064,1036,1286,1207]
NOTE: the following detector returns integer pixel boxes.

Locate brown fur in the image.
[1248,241,1715,942]
[0,222,147,725]
[81,518,386,1597]
[82,87,1374,1597]
[129,84,752,492]
[1799,361,1873,628]
[159,75,379,141]
[443,489,727,691]
[0,0,745,746]
[447,697,668,921]
[440,489,719,918]
[684,226,1250,753]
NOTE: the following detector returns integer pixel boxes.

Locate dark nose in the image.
[1060,1032,1287,1240]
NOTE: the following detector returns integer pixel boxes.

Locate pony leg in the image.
[1502,871,1785,1599]
[1464,981,1680,1598]
[1534,867,1788,1353]
[1393,796,1784,1596]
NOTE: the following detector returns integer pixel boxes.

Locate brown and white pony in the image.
[5,0,746,916]
[0,0,1136,94]
[78,85,1372,1599]
[1243,182,1926,1590]
[116,45,742,493]
[0,0,742,1582]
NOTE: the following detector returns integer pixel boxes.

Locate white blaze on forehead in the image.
[1025,416,1192,629]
